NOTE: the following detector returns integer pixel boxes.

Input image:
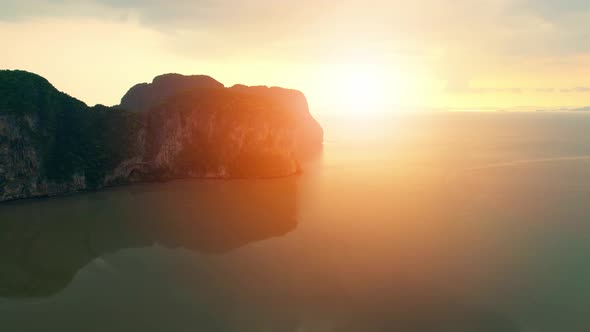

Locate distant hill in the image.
[0,70,87,114]
[536,106,590,112]
[0,70,323,202]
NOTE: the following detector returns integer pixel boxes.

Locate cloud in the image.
[4,0,590,90]
[559,87,590,93]
[3,0,590,60]
[446,79,590,94]
[0,1,106,21]
[520,0,590,17]
[0,0,338,33]
[447,86,524,94]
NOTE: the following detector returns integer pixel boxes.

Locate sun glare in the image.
[318,64,390,113]
[344,70,384,105]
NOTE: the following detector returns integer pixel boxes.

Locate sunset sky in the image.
[3,0,590,111]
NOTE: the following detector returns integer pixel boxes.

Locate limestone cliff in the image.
[120,74,323,156]
[0,70,323,202]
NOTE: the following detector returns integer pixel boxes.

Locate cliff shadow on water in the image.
[0,177,299,298]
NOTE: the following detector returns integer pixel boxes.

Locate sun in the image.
[318,63,389,112]
[341,67,386,106]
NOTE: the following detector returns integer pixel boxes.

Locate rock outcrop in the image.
[120,74,323,155]
[0,70,323,202]
[120,73,224,112]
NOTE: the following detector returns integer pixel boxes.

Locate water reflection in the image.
[3,113,590,331]
[0,178,298,298]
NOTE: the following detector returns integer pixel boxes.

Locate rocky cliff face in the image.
[228,84,323,154]
[120,74,323,156]
[0,113,87,200]
[0,70,323,202]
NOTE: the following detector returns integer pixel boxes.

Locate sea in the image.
[2,111,590,332]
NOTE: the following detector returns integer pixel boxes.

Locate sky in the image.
[2,0,590,111]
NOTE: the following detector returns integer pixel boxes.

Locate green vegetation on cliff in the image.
[0,70,142,188]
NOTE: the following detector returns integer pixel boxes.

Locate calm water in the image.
[2,112,590,332]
